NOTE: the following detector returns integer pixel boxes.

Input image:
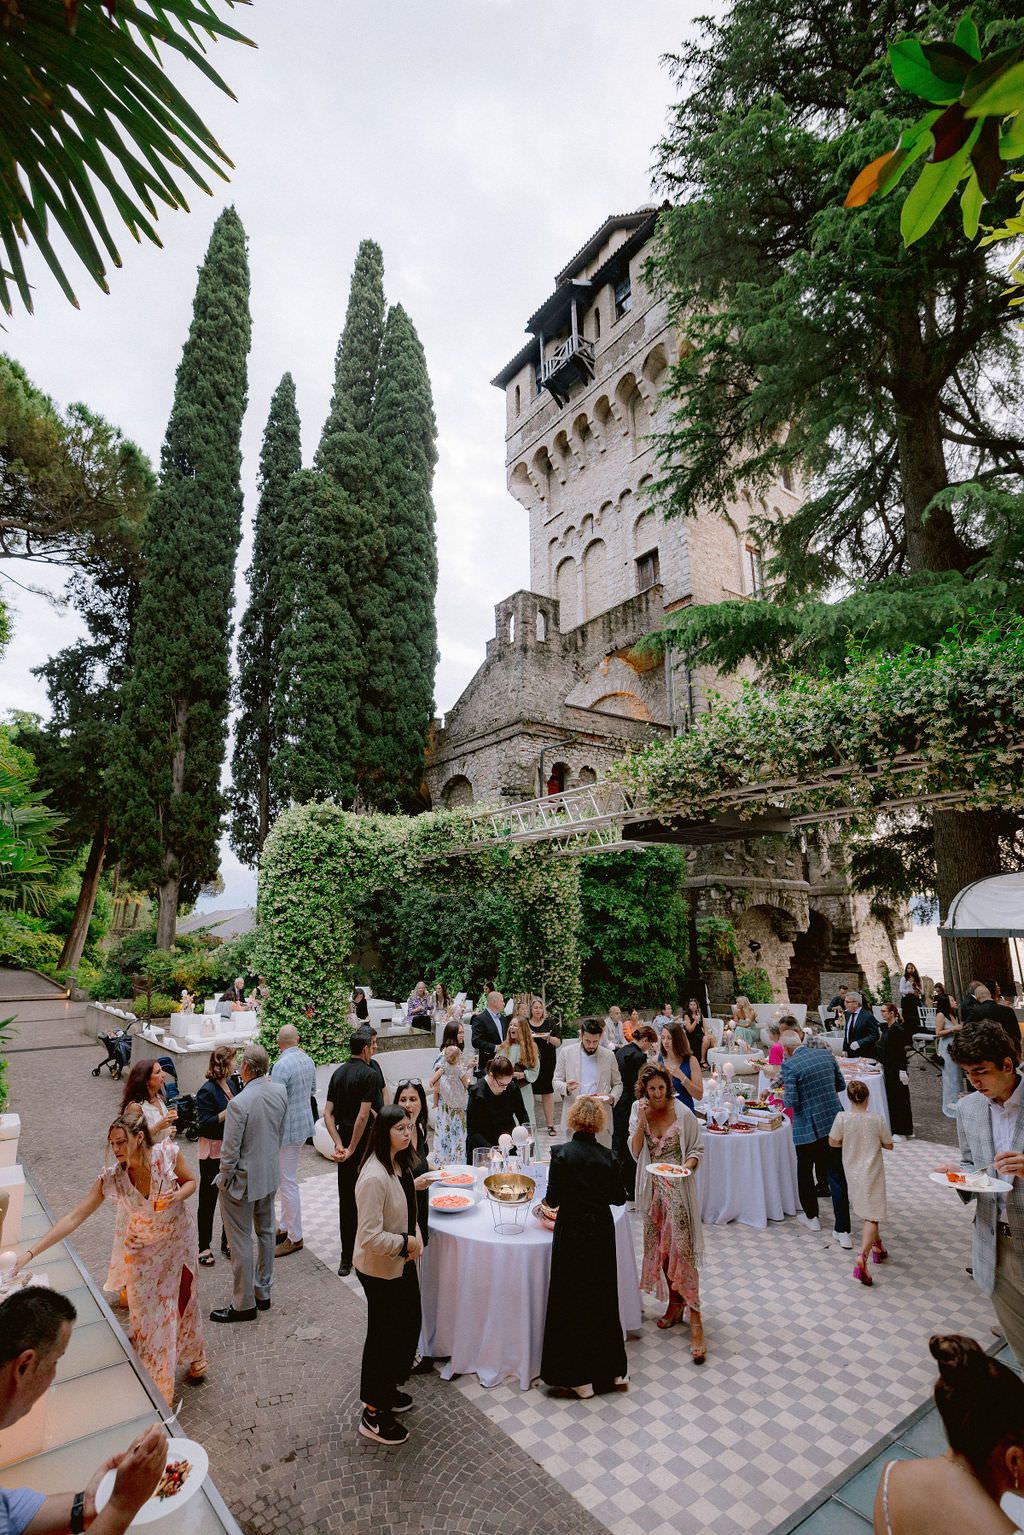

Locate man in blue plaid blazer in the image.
[271,1025,316,1257]
[945,1021,1024,1366]
[780,1032,852,1247]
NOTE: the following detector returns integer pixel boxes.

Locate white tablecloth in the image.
[695,1121,799,1228]
[418,1193,641,1389]
[839,1070,890,1131]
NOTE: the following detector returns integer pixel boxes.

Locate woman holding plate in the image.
[629,1063,706,1361]
[14,1109,205,1404]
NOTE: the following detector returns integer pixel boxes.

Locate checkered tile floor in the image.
[299,1138,995,1535]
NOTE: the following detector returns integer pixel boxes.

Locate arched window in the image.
[578,766,597,785]
[582,539,608,620]
[441,775,474,808]
[782,464,794,491]
[592,305,602,341]
[547,761,569,796]
[555,557,578,629]
[514,384,521,417]
[509,612,516,643]
[536,609,547,642]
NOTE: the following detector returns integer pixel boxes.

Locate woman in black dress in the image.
[529,997,561,1136]
[879,1001,914,1139]
[540,1096,627,1398]
[683,998,707,1066]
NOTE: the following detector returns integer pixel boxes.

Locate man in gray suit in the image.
[211,1043,287,1324]
[942,1020,1024,1365]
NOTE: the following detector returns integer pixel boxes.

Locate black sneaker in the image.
[338,1259,352,1277]
[410,1355,434,1375]
[358,1408,408,1445]
[391,1390,413,1413]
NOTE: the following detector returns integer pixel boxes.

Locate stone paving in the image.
[6,993,976,1535]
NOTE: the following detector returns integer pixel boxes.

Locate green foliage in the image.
[86,926,230,1001]
[256,803,583,1065]
[213,930,260,982]
[372,884,515,1003]
[130,993,180,1021]
[0,354,152,568]
[363,304,439,810]
[577,848,690,1012]
[0,731,64,913]
[612,624,1024,828]
[0,0,252,313]
[321,240,385,439]
[111,209,251,936]
[696,915,739,970]
[0,1016,11,1111]
[846,16,1024,246]
[735,965,773,1004]
[230,374,302,865]
[0,914,63,972]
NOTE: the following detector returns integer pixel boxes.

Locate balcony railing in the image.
[538,333,595,404]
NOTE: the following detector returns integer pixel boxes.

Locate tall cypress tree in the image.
[367,303,438,808]
[230,374,301,866]
[320,239,385,439]
[111,208,251,948]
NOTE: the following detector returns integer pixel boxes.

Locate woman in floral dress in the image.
[628,1063,706,1363]
[14,1109,206,1404]
[429,1021,473,1165]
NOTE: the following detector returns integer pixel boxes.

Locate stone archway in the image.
[786,910,833,1009]
[733,904,798,1000]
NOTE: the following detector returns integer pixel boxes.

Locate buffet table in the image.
[419,1197,641,1390]
[695,1120,800,1228]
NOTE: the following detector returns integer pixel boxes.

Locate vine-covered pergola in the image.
[257,626,1024,1062]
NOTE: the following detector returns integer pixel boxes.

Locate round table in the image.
[838,1069,890,1130]
[695,1120,800,1228]
[418,1192,641,1389]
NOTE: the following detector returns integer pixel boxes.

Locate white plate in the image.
[429,1189,477,1213]
[96,1437,207,1527]
[648,1163,692,1180]
[929,1171,1013,1194]
[437,1164,476,1187]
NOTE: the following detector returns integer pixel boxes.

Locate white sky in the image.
[0,0,704,907]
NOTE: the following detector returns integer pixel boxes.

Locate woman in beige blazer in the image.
[353,1106,424,1445]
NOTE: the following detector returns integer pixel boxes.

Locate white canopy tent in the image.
[937,873,1024,1003]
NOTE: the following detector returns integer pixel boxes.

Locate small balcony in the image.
[539,333,595,406]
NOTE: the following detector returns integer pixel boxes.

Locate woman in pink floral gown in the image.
[628,1063,706,1363]
[14,1110,206,1403]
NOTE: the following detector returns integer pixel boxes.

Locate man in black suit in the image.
[842,990,882,1061]
[967,985,1021,1060]
[471,990,507,1078]
[613,1025,657,1198]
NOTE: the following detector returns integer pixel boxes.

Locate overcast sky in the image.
[0,0,703,909]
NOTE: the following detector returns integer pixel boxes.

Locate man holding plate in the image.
[939,1020,1024,1366]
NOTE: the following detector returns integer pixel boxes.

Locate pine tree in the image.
[367,303,438,808]
[648,0,1024,976]
[230,374,302,866]
[111,208,251,948]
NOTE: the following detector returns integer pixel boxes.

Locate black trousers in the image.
[197,1156,226,1253]
[612,1123,635,1200]
[796,1137,851,1233]
[356,1264,422,1411]
[338,1156,360,1265]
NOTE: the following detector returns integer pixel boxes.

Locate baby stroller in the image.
[93,1016,135,1080]
[157,1056,200,1142]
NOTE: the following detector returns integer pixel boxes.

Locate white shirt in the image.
[579,1045,600,1096]
[488,1009,504,1042]
[989,1080,1022,1218]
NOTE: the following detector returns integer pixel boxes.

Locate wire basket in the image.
[484,1172,535,1236]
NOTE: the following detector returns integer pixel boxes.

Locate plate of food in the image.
[96,1438,207,1526]
[438,1165,475,1186]
[929,1169,1013,1194]
[648,1162,692,1179]
[429,1189,477,1213]
[532,1200,557,1230]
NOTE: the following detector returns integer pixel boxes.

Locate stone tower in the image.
[425,207,900,1004]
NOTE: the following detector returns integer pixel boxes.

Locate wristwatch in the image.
[71,1490,86,1534]
[399,1235,409,1258]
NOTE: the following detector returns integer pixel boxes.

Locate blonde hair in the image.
[567,1095,605,1134]
[733,996,756,1024]
[443,1044,461,1066]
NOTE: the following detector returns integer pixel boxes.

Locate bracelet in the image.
[25,1248,34,1260]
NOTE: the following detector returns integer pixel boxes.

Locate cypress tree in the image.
[111,208,251,948]
[320,239,385,440]
[367,303,438,808]
[230,373,302,866]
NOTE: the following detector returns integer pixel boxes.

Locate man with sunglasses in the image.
[325,1028,384,1277]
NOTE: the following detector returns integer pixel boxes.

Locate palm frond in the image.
[0,0,253,313]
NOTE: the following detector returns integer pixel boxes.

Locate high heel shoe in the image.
[657,1302,684,1329]
[690,1322,706,1364]
[871,1243,888,1263]
[853,1260,874,1286]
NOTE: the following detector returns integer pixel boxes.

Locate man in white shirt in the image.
[942,1020,1024,1364]
[602,1006,626,1050]
[553,1019,622,1148]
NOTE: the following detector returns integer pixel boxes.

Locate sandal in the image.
[188,1358,208,1381]
[198,1251,215,1267]
[871,1243,889,1264]
[853,1261,874,1286]
[657,1302,684,1330]
[690,1321,706,1364]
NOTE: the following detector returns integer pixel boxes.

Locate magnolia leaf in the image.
[1001,113,1024,159]
[901,124,981,244]
[963,46,1024,112]
[922,40,977,84]
[971,118,1004,198]
[930,101,971,162]
[878,119,940,196]
[954,12,982,62]
[961,169,984,237]
[966,60,1024,118]
[845,151,895,207]
[889,39,962,104]
[898,109,943,149]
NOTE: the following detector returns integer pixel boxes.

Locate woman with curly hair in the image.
[629,1062,706,1361]
[874,1333,1024,1534]
[540,1096,628,1398]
